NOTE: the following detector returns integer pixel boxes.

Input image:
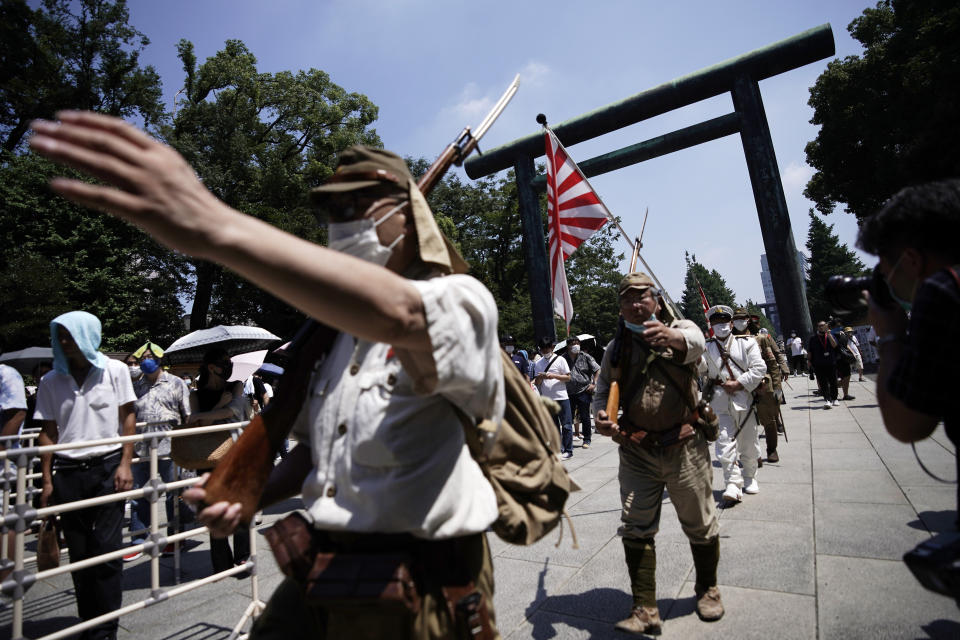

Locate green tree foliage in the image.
[563,222,625,345]
[0,0,165,152]
[0,153,189,350]
[408,160,623,351]
[0,0,185,352]
[804,210,868,324]
[679,252,738,332]
[742,299,777,335]
[167,39,381,335]
[805,0,960,219]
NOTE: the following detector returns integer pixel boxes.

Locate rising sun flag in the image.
[543,127,611,334]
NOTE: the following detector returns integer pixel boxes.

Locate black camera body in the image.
[903,533,960,608]
[825,266,897,316]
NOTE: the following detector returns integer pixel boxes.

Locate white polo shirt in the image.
[35,358,136,459]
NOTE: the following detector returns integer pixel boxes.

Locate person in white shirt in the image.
[30,120,504,639]
[0,361,28,585]
[844,327,865,381]
[533,336,574,459]
[0,363,27,448]
[700,306,766,504]
[786,331,806,376]
[35,311,136,640]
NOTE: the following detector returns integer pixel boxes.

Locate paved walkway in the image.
[3,376,959,639]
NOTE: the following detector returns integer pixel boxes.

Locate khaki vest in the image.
[755,333,781,387]
[620,328,699,432]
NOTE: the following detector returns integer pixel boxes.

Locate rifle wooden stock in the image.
[199,77,519,522]
[202,322,337,523]
[605,381,620,426]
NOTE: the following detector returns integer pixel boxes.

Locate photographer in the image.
[858,179,960,522]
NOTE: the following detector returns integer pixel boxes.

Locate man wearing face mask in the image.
[564,336,599,449]
[124,356,190,561]
[735,310,786,464]
[533,336,574,459]
[701,306,766,504]
[806,320,840,408]
[501,334,530,381]
[29,119,505,639]
[858,180,960,533]
[593,273,724,633]
[787,330,805,376]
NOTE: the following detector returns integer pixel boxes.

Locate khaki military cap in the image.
[732,307,749,319]
[707,305,734,322]
[310,145,468,275]
[618,272,656,296]
[310,146,412,197]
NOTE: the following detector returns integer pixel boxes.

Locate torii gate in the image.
[464,24,835,343]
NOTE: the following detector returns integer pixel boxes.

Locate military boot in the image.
[690,536,724,622]
[763,422,778,456]
[616,538,661,635]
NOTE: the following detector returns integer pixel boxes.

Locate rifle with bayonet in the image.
[200,75,520,523]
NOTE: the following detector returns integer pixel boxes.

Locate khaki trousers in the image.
[251,532,498,640]
[618,434,719,544]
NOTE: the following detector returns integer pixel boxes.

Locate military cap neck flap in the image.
[312,145,468,275]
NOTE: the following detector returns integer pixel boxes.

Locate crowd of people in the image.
[7,107,954,638]
[0,320,286,638]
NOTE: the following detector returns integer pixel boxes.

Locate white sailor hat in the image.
[706,305,734,322]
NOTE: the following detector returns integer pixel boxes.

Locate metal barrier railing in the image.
[0,421,267,640]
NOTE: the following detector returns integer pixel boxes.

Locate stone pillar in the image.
[515,155,555,344]
[732,74,812,337]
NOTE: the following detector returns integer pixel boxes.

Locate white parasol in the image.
[0,347,54,376]
[553,334,596,354]
[164,325,282,365]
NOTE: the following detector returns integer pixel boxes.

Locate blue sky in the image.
[126,0,875,308]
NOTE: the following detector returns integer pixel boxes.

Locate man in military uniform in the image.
[31,115,503,639]
[594,273,724,635]
[732,309,787,463]
[702,306,766,504]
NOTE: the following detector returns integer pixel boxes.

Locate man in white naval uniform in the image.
[700,305,766,504]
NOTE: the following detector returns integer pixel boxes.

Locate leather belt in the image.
[53,449,122,471]
[614,418,696,450]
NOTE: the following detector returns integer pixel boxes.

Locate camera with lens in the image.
[903,533,960,608]
[824,265,897,315]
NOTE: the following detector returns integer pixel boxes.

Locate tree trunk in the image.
[190,260,218,331]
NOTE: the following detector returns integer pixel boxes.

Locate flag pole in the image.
[537,115,634,252]
[538,120,683,319]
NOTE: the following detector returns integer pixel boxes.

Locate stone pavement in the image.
[3,376,959,639]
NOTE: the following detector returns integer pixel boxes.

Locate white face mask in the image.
[732,319,748,331]
[569,345,581,356]
[128,366,141,379]
[712,322,732,339]
[504,345,515,354]
[327,201,406,266]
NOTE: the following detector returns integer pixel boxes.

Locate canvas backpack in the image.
[459,350,580,547]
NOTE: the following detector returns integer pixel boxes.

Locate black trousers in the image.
[813,364,839,402]
[790,354,806,375]
[52,453,124,640]
[570,390,593,444]
[211,524,250,573]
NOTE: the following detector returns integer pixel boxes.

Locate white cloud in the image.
[781,161,814,195]
[519,60,551,88]
[438,82,495,124]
